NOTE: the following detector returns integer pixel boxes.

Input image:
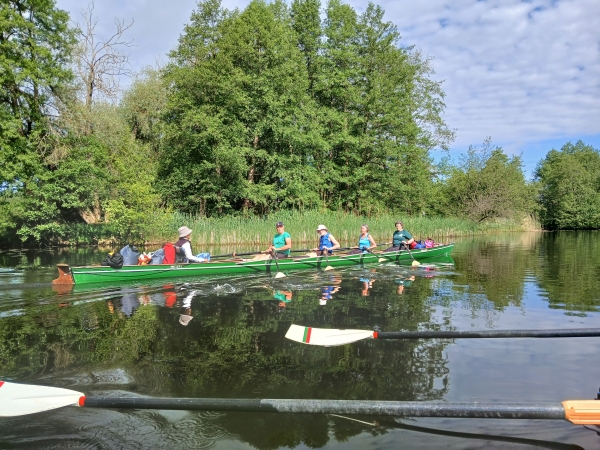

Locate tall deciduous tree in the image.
[535,141,600,229]
[0,0,75,185]
[161,0,454,217]
[74,1,133,109]
[161,0,313,215]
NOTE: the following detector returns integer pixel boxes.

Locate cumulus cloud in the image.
[55,0,600,172]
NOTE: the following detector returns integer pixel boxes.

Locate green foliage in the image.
[0,0,76,183]
[535,141,600,229]
[160,0,453,217]
[441,138,536,222]
[17,137,112,243]
[141,209,529,248]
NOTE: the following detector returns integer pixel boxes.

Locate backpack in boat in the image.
[101,252,124,269]
[120,244,141,265]
[150,248,165,265]
[414,240,426,249]
[163,243,176,264]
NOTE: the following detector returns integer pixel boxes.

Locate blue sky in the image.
[55,0,600,177]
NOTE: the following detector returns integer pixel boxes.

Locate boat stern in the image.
[52,264,75,285]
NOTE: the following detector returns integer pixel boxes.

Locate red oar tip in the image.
[78,396,86,407]
[373,331,378,339]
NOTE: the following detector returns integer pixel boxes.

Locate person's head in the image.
[178,226,193,239]
[275,221,284,233]
[395,221,404,230]
[361,224,369,234]
[316,224,328,235]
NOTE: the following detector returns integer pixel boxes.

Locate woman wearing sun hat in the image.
[312,224,340,255]
[174,226,206,263]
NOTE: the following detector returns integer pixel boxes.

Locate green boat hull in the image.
[58,243,454,285]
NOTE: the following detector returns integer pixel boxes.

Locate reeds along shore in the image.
[141,211,539,248]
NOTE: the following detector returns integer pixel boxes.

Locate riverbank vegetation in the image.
[1,0,597,248]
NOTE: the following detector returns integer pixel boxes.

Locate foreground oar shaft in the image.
[376,328,600,340]
[2,382,599,423]
[80,397,599,424]
[285,324,600,347]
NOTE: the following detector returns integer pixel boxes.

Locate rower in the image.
[385,220,414,251]
[347,224,377,254]
[253,221,292,260]
[174,226,206,263]
[312,224,341,255]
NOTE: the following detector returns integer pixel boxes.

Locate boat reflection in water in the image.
[104,284,184,318]
[395,275,416,295]
[320,274,342,305]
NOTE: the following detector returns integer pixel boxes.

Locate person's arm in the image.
[404,231,414,246]
[329,235,341,250]
[367,234,377,249]
[182,242,204,263]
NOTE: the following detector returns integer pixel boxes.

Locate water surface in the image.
[1,232,599,449]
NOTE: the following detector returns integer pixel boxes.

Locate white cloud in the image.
[55,0,600,173]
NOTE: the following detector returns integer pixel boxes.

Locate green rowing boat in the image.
[52,243,454,285]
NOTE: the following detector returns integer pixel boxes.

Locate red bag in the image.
[409,241,417,249]
[163,242,176,264]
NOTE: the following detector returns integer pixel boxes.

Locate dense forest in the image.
[1,0,599,247]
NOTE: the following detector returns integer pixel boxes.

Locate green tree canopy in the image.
[160,0,454,217]
[441,138,535,222]
[535,140,600,229]
[0,0,75,185]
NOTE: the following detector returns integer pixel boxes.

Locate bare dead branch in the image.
[74,1,135,108]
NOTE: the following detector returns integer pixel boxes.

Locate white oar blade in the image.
[275,272,286,279]
[0,381,82,417]
[285,324,374,346]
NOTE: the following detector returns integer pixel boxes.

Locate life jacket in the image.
[163,242,176,264]
[319,233,334,253]
[174,238,192,263]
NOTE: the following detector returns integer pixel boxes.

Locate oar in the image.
[231,251,264,258]
[1,382,599,424]
[285,324,600,346]
[402,242,421,266]
[321,250,334,271]
[271,251,286,279]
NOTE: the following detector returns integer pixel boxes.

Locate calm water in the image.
[1,232,600,449]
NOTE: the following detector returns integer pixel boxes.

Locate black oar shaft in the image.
[376,328,600,340]
[81,397,566,420]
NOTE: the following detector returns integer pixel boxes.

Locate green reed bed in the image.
[143,211,531,249]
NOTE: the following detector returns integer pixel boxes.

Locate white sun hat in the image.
[316,224,328,231]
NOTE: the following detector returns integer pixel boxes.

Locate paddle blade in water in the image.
[0,381,83,417]
[285,324,374,346]
[274,272,286,279]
